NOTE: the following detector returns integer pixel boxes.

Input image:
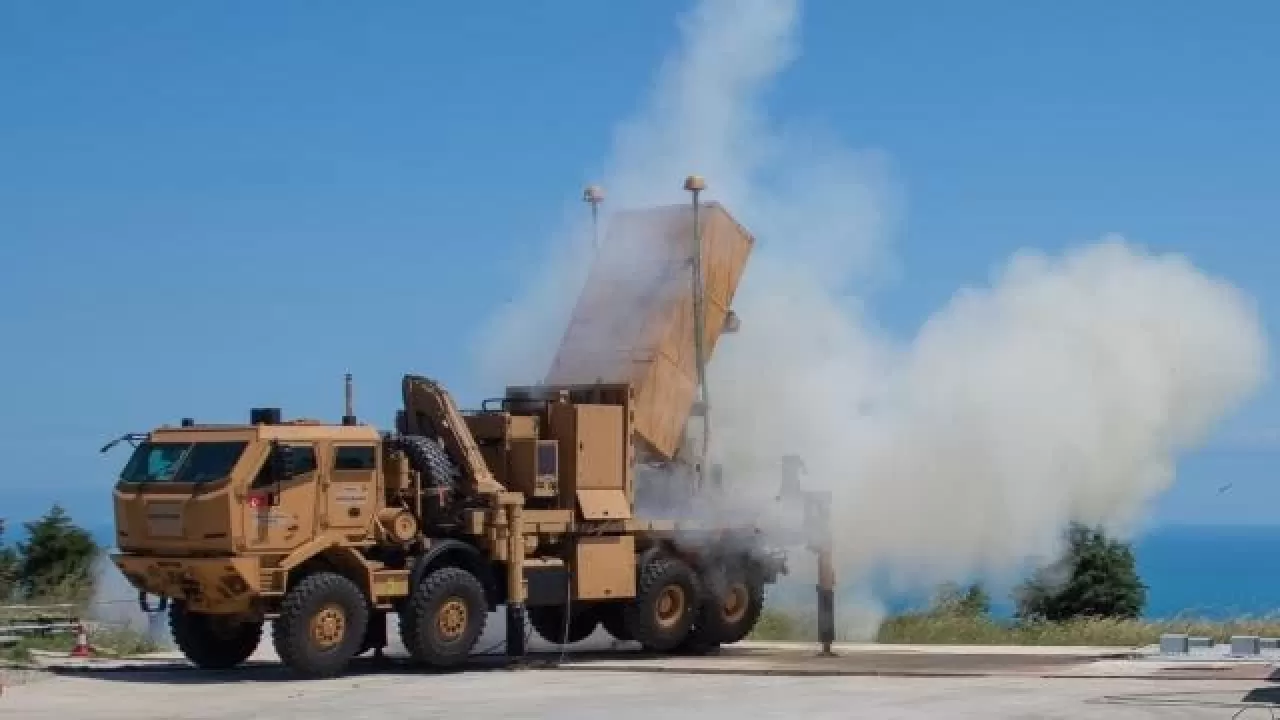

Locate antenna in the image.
[684,174,709,492]
[583,184,604,250]
[342,373,357,426]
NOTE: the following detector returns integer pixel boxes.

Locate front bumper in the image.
[111,554,262,614]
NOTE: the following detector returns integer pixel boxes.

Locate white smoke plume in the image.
[470,0,1270,620]
[87,553,174,649]
[716,238,1268,594]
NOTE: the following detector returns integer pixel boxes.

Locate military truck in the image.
[106,189,794,679]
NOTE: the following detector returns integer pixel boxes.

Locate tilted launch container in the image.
[544,202,754,460]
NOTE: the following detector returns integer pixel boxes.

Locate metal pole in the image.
[583,185,604,250]
[684,175,709,492]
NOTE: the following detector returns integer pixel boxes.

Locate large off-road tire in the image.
[694,564,766,645]
[597,603,632,642]
[622,554,701,652]
[396,435,460,494]
[271,571,370,679]
[168,602,262,670]
[398,566,488,668]
[528,605,599,646]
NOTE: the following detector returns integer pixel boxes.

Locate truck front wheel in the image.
[271,571,370,679]
[169,602,262,670]
[398,566,488,667]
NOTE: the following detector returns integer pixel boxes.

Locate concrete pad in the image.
[31,637,1240,683]
[552,644,1269,681]
[20,613,1271,685]
[4,666,1280,719]
[738,640,1141,657]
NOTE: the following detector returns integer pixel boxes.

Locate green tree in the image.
[929,581,991,618]
[1014,522,1147,622]
[0,518,19,601]
[16,504,99,601]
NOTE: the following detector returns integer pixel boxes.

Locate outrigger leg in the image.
[502,495,529,665]
[813,489,836,656]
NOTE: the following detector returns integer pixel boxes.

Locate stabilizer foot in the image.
[506,603,528,667]
[817,585,836,657]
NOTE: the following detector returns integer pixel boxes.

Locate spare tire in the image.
[396,435,461,509]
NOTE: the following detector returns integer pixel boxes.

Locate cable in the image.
[471,619,534,657]
[557,550,573,665]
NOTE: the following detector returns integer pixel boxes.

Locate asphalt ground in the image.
[5,659,1280,720]
[6,634,1280,719]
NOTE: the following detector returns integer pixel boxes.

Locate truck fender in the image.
[637,543,665,571]
[281,542,373,598]
[410,539,499,608]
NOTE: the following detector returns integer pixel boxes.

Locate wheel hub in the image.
[655,585,686,629]
[309,603,346,650]
[437,598,468,640]
[721,582,748,624]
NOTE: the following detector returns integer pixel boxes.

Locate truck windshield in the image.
[118,441,248,485]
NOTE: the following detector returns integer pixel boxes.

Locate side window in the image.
[291,446,318,475]
[333,445,376,471]
[251,444,317,488]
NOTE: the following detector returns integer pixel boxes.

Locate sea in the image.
[89,523,1280,621]
[1129,524,1280,620]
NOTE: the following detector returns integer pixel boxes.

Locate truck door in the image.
[244,442,318,550]
[324,443,378,536]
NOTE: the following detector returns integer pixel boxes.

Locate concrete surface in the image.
[5,662,1280,719]
[7,612,1280,718]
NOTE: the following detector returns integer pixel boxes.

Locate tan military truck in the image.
[106,192,793,679]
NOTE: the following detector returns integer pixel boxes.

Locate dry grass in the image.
[749,608,1280,647]
[2,583,162,662]
[1,623,160,663]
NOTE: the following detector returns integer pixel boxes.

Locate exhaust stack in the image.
[342,373,357,426]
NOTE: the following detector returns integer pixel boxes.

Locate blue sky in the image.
[2,1,1277,532]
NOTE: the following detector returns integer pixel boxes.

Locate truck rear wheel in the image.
[169,602,262,670]
[528,605,599,646]
[399,566,488,667]
[696,565,765,645]
[271,571,369,679]
[623,554,700,652]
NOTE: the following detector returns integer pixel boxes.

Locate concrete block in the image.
[1231,635,1261,656]
[1188,636,1213,650]
[1160,633,1189,654]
